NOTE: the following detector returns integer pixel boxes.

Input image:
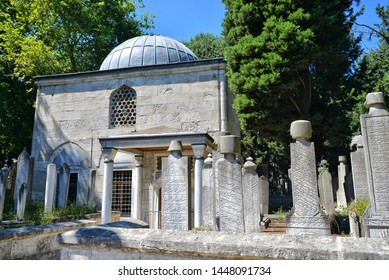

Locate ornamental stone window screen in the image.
[110,85,137,128]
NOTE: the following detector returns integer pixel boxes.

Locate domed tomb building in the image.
[31,35,239,228]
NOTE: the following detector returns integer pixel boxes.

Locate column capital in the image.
[102,148,118,163]
[135,154,144,167]
[191,143,207,159]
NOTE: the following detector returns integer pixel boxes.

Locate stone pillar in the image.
[101,148,117,224]
[219,69,228,132]
[44,163,56,212]
[286,120,330,236]
[215,135,244,232]
[242,157,261,233]
[202,154,215,229]
[317,160,335,216]
[16,183,27,221]
[336,156,348,209]
[14,150,31,210]
[161,140,190,230]
[259,175,270,214]
[132,155,143,221]
[360,92,389,237]
[192,143,207,228]
[350,135,369,200]
[0,165,10,222]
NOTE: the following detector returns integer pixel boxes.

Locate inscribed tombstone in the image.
[360,92,389,237]
[161,153,190,230]
[242,158,261,233]
[215,155,244,232]
[350,137,369,199]
[318,168,335,216]
[286,120,330,236]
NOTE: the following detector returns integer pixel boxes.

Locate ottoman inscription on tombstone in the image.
[286,120,330,236]
[215,135,244,233]
[161,140,190,230]
[360,92,389,237]
[242,157,261,233]
[350,136,369,200]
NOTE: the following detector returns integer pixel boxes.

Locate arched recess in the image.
[48,142,92,206]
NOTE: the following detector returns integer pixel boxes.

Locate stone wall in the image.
[57,222,389,260]
[0,220,95,259]
[31,59,234,211]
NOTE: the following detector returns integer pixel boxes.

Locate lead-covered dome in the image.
[100,35,197,70]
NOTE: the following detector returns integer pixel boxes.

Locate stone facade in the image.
[31,54,239,228]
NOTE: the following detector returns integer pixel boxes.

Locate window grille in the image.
[110,85,136,128]
[112,170,132,216]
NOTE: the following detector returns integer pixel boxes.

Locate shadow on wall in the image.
[31,96,95,206]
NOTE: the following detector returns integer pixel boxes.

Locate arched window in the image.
[110,85,137,128]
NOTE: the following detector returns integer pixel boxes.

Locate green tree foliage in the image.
[222,0,361,172]
[0,0,153,163]
[182,32,225,59]
[348,3,389,134]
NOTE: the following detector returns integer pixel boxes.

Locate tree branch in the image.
[354,22,389,45]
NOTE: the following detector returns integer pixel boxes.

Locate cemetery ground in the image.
[0,197,97,229]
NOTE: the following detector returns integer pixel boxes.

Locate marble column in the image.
[132,155,143,221]
[44,163,56,212]
[192,143,207,228]
[101,148,117,224]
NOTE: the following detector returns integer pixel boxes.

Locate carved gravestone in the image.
[317,160,335,216]
[259,176,269,215]
[286,120,330,235]
[44,163,57,212]
[202,154,215,229]
[350,135,369,200]
[16,183,27,221]
[215,135,245,232]
[14,150,32,210]
[212,131,230,230]
[336,156,348,209]
[242,157,261,233]
[360,92,389,237]
[0,165,10,222]
[161,140,190,230]
[57,163,71,209]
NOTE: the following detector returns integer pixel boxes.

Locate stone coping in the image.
[0,220,96,241]
[57,222,389,260]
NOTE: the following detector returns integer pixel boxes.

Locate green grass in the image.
[1,197,96,226]
[347,198,370,216]
[272,206,288,221]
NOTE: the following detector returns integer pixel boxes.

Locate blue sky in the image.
[140,0,387,53]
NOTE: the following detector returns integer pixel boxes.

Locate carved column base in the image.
[286,208,331,236]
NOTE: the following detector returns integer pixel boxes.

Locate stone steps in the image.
[261,217,286,234]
